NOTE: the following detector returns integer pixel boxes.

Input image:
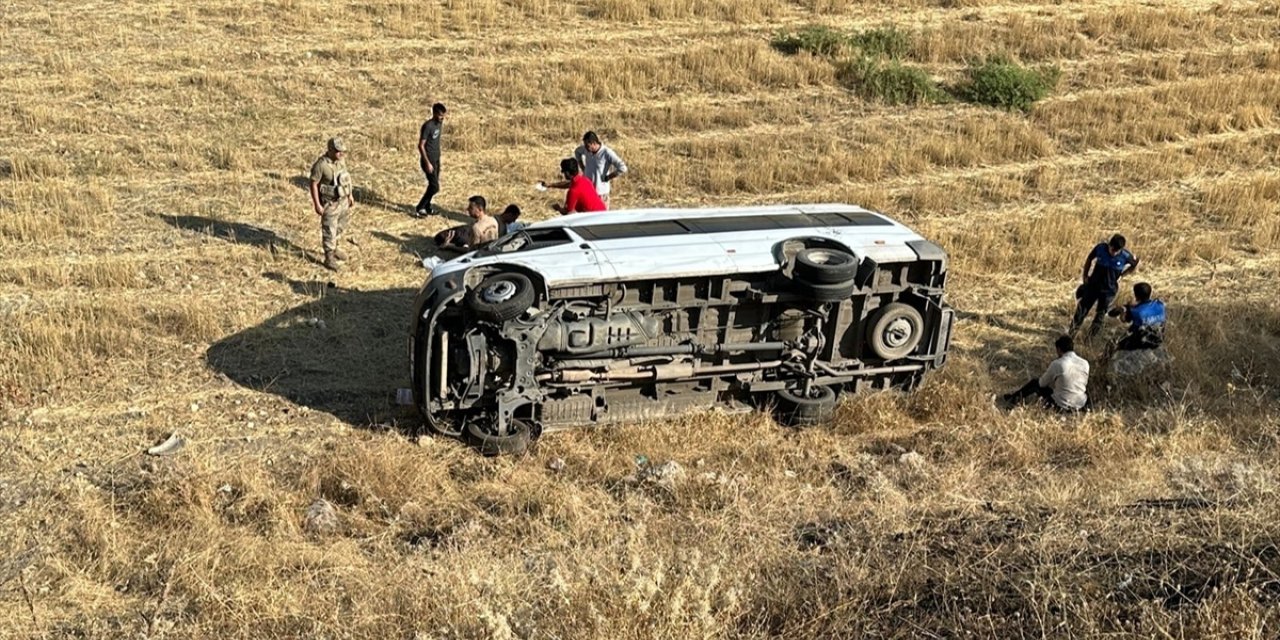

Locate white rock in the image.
[146,433,186,457]
[640,461,685,489]
[304,499,339,534]
[898,451,926,469]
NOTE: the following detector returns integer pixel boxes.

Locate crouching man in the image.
[1001,334,1090,412]
[1108,282,1166,351]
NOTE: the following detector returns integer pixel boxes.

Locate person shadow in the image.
[154,213,322,265]
[270,171,469,223]
[369,229,471,263]
[207,278,420,428]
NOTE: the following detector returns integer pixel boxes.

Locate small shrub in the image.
[839,58,948,105]
[849,26,911,60]
[956,56,1060,112]
[772,25,847,56]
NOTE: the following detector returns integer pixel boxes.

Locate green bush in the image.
[849,26,911,60]
[771,25,848,56]
[839,58,948,105]
[956,56,1060,112]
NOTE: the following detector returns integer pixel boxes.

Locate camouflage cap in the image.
[327,137,348,152]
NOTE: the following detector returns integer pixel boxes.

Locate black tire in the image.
[467,272,535,322]
[866,302,925,360]
[776,385,838,427]
[797,279,857,303]
[466,418,532,456]
[795,248,859,285]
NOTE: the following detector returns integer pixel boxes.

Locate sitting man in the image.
[434,195,498,250]
[543,158,606,215]
[1001,334,1090,412]
[498,204,525,236]
[1108,282,1166,351]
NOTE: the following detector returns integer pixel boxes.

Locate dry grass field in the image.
[3,0,1280,637]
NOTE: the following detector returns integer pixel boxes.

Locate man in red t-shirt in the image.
[545,158,606,215]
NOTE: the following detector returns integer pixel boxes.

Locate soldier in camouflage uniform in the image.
[309,137,355,271]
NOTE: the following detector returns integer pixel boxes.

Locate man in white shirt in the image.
[1001,335,1090,411]
[574,131,628,209]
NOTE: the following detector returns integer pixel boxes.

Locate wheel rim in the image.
[481,280,518,303]
[808,250,841,265]
[883,317,915,348]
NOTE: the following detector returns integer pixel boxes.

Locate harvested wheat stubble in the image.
[3,0,1280,637]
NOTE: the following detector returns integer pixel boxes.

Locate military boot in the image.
[332,248,349,261]
[324,251,342,271]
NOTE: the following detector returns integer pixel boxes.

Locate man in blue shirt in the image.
[1070,234,1139,337]
[1108,282,1166,351]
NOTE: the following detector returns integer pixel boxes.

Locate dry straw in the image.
[2,0,1280,637]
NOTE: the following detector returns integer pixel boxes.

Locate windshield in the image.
[491,231,532,253]
[479,228,575,256]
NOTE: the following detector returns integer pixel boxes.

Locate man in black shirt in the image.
[415,103,447,217]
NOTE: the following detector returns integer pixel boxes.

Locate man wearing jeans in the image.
[574,131,627,209]
[1071,234,1139,337]
[1002,335,1090,412]
[415,103,447,217]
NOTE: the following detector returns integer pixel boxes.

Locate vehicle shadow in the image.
[206,284,419,428]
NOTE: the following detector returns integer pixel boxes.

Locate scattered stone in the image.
[638,461,684,489]
[898,451,926,469]
[146,433,186,457]
[547,457,565,472]
[1111,347,1173,378]
[304,499,339,535]
[321,478,361,507]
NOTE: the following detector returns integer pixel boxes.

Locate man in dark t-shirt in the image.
[1070,233,1139,337]
[414,103,446,217]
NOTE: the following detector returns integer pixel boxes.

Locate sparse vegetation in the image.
[849,26,912,60]
[773,24,912,59]
[839,57,948,105]
[3,0,1280,637]
[956,55,1061,111]
[771,25,849,56]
